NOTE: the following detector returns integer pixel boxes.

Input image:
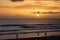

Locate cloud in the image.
[0,6,11,8]
[10,0,24,2]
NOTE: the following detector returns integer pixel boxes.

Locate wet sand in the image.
[0,32,60,39]
[0,35,60,40]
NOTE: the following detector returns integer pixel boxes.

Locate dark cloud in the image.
[10,0,24,2]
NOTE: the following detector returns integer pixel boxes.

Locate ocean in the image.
[0,20,60,39]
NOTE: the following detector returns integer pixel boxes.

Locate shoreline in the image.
[0,32,60,39]
[0,35,60,40]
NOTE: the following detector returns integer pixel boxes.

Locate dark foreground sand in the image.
[1,35,60,40]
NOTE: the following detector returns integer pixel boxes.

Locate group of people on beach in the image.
[37,32,47,37]
[16,32,47,39]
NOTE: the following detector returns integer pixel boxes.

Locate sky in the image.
[0,0,60,19]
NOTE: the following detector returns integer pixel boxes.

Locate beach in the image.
[0,20,60,39]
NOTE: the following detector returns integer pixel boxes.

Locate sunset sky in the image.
[0,0,60,19]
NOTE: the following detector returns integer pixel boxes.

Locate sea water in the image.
[0,20,60,25]
[0,20,60,39]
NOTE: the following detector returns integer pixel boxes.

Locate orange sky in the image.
[0,0,60,19]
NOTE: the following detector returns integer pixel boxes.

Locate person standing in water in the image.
[45,32,47,37]
[38,33,39,37]
[16,33,18,39]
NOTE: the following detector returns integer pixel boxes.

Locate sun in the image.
[37,14,39,16]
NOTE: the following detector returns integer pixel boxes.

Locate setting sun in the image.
[37,14,40,16]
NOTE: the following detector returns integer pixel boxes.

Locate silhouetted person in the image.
[38,33,39,37]
[45,32,47,37]
[16,33,18,39]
